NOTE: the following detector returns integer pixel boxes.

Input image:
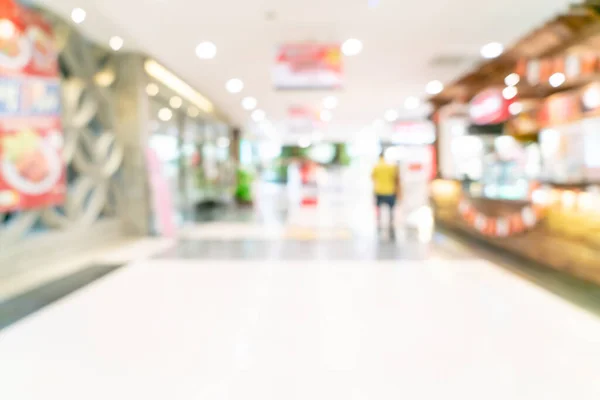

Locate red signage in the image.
[0,3,65,211]
[537,92,581,127]
[469,88,512,125]
[273,43,342,90]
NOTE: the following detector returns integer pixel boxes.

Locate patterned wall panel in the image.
[0,9,125,248]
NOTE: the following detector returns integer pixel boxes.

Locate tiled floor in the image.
[1,203,600,399]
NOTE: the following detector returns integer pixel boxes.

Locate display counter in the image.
[432,179,600,285]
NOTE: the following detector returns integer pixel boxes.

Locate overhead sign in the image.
[0,2,65,212]
[469,88,512,125]
[273,43,342,90]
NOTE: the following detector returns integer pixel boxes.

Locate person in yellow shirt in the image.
[372,152,400,230]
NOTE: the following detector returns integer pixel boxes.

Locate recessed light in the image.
[146,83,159,96]
[480,42,503,59]
[109,36,124,51]
[549,72,565,88]
[322,96,338,109]
[170,96,183,109]
[509,102,523,115]
[242,96,257,110]
[226,78,244,93]
[404,96,420,110]
[504,73,520,87]
[71,8,86,24]
[188,106,199,117]
[252,109,266,122]
[342,38,363,56]
[384,109,398,122]
[195,41,217,60]
[320,110,333,122]
[502,86,517,100]
[158,107,173,122]
[368,0,381,8]
[426,80,444,95]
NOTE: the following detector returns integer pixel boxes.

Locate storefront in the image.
[143,60,235,230]
[429,5,600,285]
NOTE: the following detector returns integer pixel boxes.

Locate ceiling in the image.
[37,0,576,139]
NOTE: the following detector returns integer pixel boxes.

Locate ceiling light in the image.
[226,78,244,93]
[170,96,183,109]
[384,109,398,122]
[404,96,420,110]
[504,73,520,87]
[368,0,381,8]
[252,109,266,122]
[146,83,159,96]
[342,38,363,56]
[509,102,523,115]
[242,96,257,110]
[0,20,15,40]
[158,107,173,122]
[549,72,565,88]
[71,8,86,24]
[583,86,600,109]
[94,69,115,87]
[187,106,199,118]
[426,80,444,95]
[195,41,217,60]
[144,60,214,114]
[502,86,517,100]
[322,96,338,109]
[109,36,124,51]
[320,110,333,122]
[480,42,503,59]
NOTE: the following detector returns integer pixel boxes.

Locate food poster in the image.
[0,4,64,212]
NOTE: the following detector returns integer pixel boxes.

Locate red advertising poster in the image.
[273,43,342,90]
[0,3,64,212]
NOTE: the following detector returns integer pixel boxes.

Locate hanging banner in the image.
[0,3,65,212]
[273,43,342,90]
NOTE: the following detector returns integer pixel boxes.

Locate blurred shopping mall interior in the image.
[1,0,600,398]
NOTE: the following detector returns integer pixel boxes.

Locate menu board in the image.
[0,4,64,211]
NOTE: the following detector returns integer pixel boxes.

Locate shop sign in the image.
[469,88,512,125]
[392,120,436,145]
[0,2,65,212]
[273,43,342,90]
[537,92,581,127]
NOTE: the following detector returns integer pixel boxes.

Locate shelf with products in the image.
[429,5,600,285]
